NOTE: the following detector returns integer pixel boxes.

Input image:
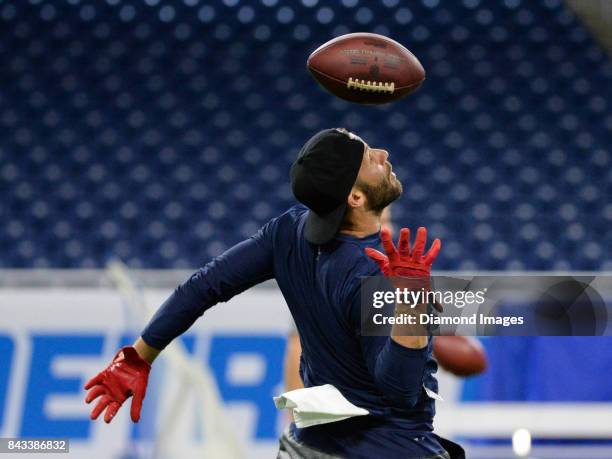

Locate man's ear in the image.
[347,187,365,209]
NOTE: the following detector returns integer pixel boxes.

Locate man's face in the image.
[353,145,403,213]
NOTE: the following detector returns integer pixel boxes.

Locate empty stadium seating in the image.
[0,0,610,269]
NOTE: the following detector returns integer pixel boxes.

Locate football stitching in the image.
[309,67,425,92]
[347,78,395,93]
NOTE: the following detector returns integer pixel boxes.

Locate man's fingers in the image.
[365,247,386,261]
[365,248,387,266]
[364,248,391,275]
[104,402,121,424]
[423,238,442,265]
[130,390,145,423]
[84,372,104,390]
[85,385,106,404]
[90,395,112,421]
[411,227,427,261]
[379,227,398,260]
[397,228,410,258]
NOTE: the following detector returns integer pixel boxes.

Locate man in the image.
[285,206,487,396]
[284,205,394,394]
[85,128,461,458]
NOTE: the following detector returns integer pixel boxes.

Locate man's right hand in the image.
[365,227,442,349]
[84,346,151,423]
[365,227,441,280]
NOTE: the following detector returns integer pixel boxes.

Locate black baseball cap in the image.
[290,128,366,245]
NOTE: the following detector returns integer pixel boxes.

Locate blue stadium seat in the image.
[0,0,610,268]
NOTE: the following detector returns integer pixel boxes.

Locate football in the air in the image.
[307,32,425,105]
[433,336,488,377]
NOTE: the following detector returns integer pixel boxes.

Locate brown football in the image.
[307,32,425,105]
[433,336,488,377]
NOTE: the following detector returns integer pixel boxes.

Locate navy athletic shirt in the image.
[142,205,445,458]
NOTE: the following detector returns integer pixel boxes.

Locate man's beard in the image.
[356,174,403,214]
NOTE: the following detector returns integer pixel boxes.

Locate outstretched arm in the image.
[141,225,275,350]
[85,219,277,423]
[359,227,441,407]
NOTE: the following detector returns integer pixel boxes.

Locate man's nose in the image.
[377,149,389,163]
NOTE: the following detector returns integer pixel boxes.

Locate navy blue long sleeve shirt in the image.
[142,205,445,458]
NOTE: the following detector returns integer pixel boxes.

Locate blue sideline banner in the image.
[0,287,292,459]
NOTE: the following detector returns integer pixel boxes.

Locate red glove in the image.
[365,227,441,280]
[84,346,151,423]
